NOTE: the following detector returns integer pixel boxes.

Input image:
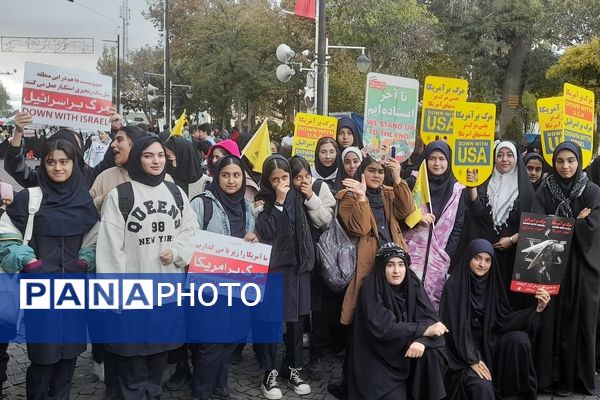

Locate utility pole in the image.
[164,0,171,129]
[121,0,130,62]
[316,0,326,116]
[102,35,121,113]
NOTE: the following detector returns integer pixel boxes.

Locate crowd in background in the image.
[0,109,597,400]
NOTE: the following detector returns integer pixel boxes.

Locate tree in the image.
[145,0,292,130]
[97,45,164,124]
[546,38,600,93]
[428,0,600,135]
[0,82,9,116]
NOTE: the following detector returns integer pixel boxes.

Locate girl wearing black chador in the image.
[348,243,448,400]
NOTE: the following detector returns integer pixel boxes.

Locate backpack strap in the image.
[116,181,134,223]
[200,194,213,230]
[117,180,185,223]
[163,181,184,212]
[23,187,43,246]
[312,179,324,195]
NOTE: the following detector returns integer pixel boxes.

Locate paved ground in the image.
[2,160,600,399]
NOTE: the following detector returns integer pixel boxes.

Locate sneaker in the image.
[166,362,191,391]
[211,386,243,399]
[302,333,310,348]
[288,367,311,395]
[305,358,324,380]
[261,369,282,400]
[92,361,105,382]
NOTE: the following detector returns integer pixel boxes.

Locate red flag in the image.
[294,0,316,19]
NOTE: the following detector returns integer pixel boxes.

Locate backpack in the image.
[23,187,44,246]
[316,203,357,293]
[116,181,184,222]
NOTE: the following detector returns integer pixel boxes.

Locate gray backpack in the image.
[316,204,357,292]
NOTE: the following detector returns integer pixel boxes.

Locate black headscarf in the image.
[164,137,202,194]
[440,239,517,370]
[50,129,84,167]
[207,155,246,239]
[337,117,363,149]
[125,136,166,187]
[313,137,340,187]
[7,139,98,236]
[424,140,456,220]
[551,141,583,194]
[359,157,392,245]
[523,152,545,191]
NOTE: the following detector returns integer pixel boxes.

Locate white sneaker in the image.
[289,367,311,395]
[261,369,282,400]
[92,361,105,382]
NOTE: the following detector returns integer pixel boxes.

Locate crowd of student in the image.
[0,109,598,400]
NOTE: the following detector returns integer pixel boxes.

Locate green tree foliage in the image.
[0,82,10,115]
[546,38,600,92]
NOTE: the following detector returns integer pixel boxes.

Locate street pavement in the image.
[1,160,600,399]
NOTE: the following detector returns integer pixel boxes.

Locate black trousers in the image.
[26,358,77,400]
[0,343,8,385]
[255,316,306,371]
[310,289,344,360]
[113,351,169,400]
[191,344,236,399]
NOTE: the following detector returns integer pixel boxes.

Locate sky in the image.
[1,0,161,110]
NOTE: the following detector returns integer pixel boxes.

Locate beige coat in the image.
[336,181,414,325]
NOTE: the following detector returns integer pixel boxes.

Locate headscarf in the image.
[486,141,520,230]
[523,152,544,191]
[50,129,84,167]
[206,139,241,175]
[372,243,413,322]
[125,136,166,187]
[337,117,363,149]
[341,146,363,181]
[311,137,340,186]
[207,155,247,238]
[423,140,456,220]
[545,141,589,218]
[7,139,98,236]
[440,239,515,370]
[165,136,202,193]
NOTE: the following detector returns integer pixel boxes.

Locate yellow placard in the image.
[292,113,338,165]
[537,97,564,166]
[420,76,469,145]
[450,102,496,186]
[563,83,595,168]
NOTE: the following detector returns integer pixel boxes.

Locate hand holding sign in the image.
[15,111,33,132]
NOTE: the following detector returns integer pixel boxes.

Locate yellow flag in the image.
[404,160,431,228]
[170,110,187,137]
[242,120,272,173]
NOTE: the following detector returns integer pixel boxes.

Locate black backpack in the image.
[116,180,184,222]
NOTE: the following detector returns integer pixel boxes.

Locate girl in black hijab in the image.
[255,155,315,398]
[311,137,341,191]
[523,152,545,191]
[532,141,600,395]
[349,243,447,400]
[403,140,466,310]
[4,139,98,400]
[164,136,203,195]
[439,239,550,400]
[188,155,257,400]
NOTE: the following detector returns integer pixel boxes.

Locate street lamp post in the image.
[102,35,121,114]
[323,38,371,116]
[164,0,171,130]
